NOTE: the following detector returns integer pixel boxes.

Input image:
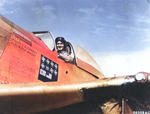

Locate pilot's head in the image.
[55,37,66,51]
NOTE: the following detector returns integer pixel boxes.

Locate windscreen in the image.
[33,31,55,51]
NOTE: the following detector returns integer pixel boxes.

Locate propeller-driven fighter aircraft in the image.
[0,15,150,114]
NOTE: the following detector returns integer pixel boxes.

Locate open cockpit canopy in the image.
[33,31,55,51]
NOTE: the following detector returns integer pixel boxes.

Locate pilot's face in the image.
[56,41,64,51]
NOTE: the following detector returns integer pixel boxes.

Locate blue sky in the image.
[1,0,150,77]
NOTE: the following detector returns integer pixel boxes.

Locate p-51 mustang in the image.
[0,15,150,114]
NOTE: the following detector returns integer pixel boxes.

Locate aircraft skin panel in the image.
[57,59,100,82]
[0,82,84,114]
[0,32,41,83]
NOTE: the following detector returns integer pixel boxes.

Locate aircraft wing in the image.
[0,72,150,114]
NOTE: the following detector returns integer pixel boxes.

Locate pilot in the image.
[55,37,74,63]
